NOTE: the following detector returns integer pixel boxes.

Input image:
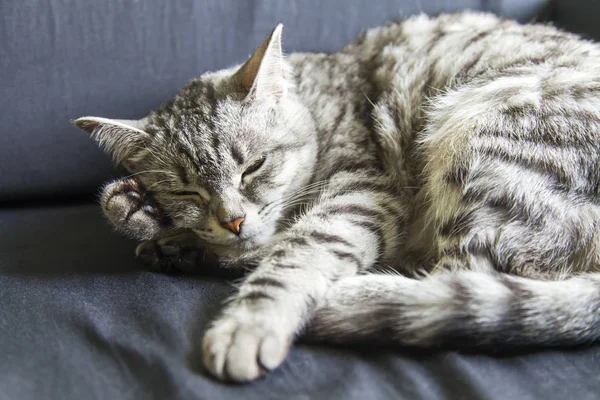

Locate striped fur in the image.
[306,272,600,348]
[74,13,600,382]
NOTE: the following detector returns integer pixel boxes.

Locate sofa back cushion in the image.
[0,0,548,201]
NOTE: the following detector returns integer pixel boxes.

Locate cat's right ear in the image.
[235,24,293,101]
[72,116,150,170]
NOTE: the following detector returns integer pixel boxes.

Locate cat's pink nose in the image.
[220,217,245,235]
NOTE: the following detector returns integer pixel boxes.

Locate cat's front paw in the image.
[202,311,292,382]
[101,178,167,240]
[136,235,247,278]
[135,234,204,274]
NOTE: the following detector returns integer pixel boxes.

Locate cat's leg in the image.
[202,169,405,381]
[303,270,600,348]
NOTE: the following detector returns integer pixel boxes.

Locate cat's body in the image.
[74,12,600,382]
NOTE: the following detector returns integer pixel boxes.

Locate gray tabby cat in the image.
[74,12,600,382]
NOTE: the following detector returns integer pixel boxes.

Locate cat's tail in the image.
[304,271,600,348]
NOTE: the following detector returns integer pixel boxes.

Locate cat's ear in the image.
[72,116,150,169]
[236,24,293,101]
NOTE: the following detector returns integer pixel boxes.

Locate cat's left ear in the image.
[72,116,150,170]
[236,24,293,101]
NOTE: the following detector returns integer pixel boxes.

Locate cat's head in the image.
[74,25,317,250]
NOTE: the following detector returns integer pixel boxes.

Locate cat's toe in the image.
[156,235,202,272]
[202,314,291,382]
[135,234,202,274]
[135,241,178,274]
[158,244,180,256]
[101,179,165,240]
[135,242,156,264]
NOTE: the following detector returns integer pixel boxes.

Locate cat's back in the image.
[356,13,600,273]
[348,12,600,94]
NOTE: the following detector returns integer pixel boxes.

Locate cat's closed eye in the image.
[242,156,266,180]
[173,189,211,202]
[173,190,199,197]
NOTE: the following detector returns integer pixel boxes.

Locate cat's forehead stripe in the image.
[231,145,245,165]
[175,164,190,186]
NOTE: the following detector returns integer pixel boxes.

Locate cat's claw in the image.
[202,311,292,382]
[101,178,167,240]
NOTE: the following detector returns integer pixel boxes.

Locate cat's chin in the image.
[240,233,272,250]
[240,224,277,248]
[191,228,273,251]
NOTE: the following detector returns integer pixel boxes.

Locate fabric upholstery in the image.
[1,204,598,399]
[6,1,600,399]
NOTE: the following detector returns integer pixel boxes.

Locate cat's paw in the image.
[202,311,292,382]
[101,178,167,240]
[135,234,204,274]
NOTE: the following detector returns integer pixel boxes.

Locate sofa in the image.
[1,1,599,399]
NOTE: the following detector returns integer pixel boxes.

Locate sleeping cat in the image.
[74,12,600,382]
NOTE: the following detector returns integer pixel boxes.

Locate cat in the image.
[73,12,600,382]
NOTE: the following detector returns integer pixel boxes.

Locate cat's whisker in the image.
[260,200,313,225]
[259,195,316,217]
[258,184,369,217]
[258,182,330,216]
[123,169,174,179]
[146,179,172,191]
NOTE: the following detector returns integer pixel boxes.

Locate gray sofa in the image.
[1,1,599,399]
